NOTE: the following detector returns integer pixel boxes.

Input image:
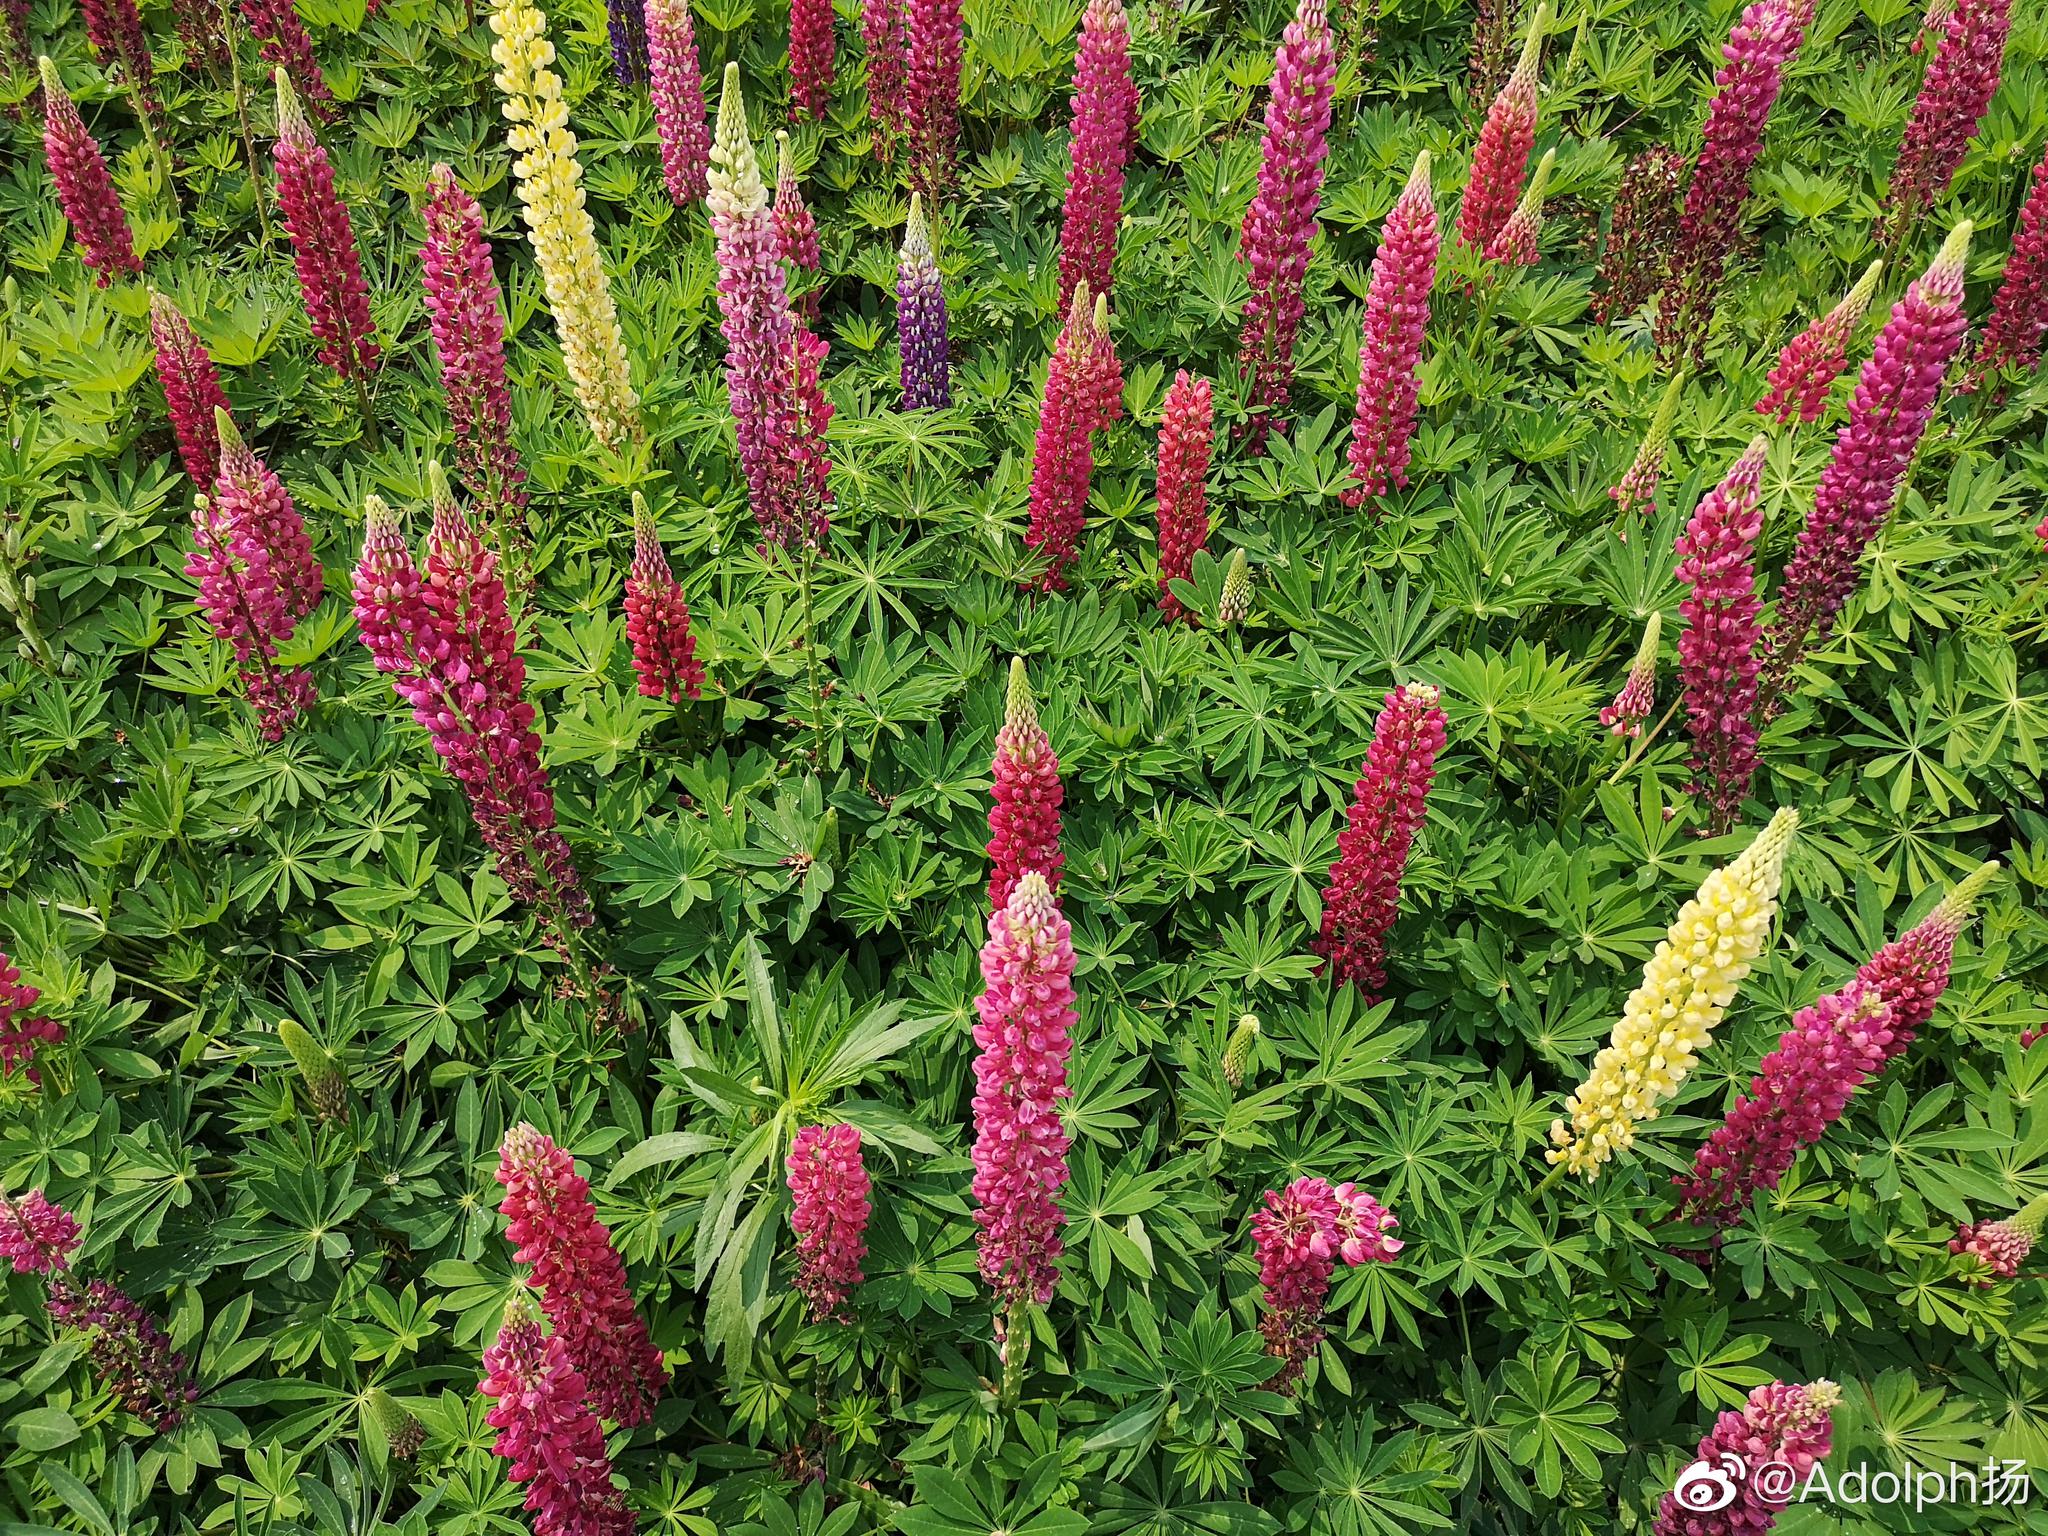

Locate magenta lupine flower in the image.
[238,0,332,118]
[623,496,704,703]
[79,0,153,108]
[1653,1381,1839,1536]
[38,60,140,286]
[1654,0,1803,364]
[897,193,951,409]
[773,132,821,321]
[1600,610,1660,738]
[1343,152,1439,510]
[1483,145,1553,269]
[1674,981,1894,1232]
[1854,859,1998,1057]
[479,1300,634,1536]
[786,1124,871,1319]
[987,658,1064,911]
[1951,1193,2048,1286]
[1755,260,1882,424]
[1912,0,1954,51]
[1591,145,1683,324]
[1055,0,1138,311]
[1024,285,1121,590]
[1883,0,2010,241]
[789,0,834,118]
[1454,6,1543,258]
[422,167,528,521]
[970,871,1077,1310]
[46,1276,199,1430]
[0,1190,80,1273]
[1676,436,1768,835]
[0,953,62,1083]
[1965,141,2048,388]
[904,0,963,200]
[1236,0,1336,449]
[606,0,649,85]
[863,0,907,145]
[274,71,381,383]
[646,0,710,204]
[1312,683,1448,1000]
[1251,1176,1401,1389]
[148,292,231,489]
[1761,223,1972,703]
[1154,369,1214,620]
[497,1123,665,1426]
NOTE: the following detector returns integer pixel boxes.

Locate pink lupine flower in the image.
[38,59,141,286]
[1455,6,1543,258]
[496,1123,665,1426]
[78,0,153,109]
[623,496,704,703]
[773,132,821,321]
[904,0,963,200]
[148,292,231,489]
[1609,373,1684,520]
[238,0,332,118]
[1312,683,1447,1001]
[1236,0,1336,449]
[1965,140,2048,388]
[786,1123,871,1319]
[274,70,380,383]
[1883,0,2010,241]
[1154,370,1214,620]
[646,0,711,204]
[47,1275,198,1430]
[1653,1381,1839,1536]
[863,0,907,145]
[1343,152,1439,509]
[1591,145,1682,324]
[970,871,1077,1310]
[1761,222,1972,703]
[987,657,1064,911]
[479,1300,634,1536]
[1755,260,1882,424]
[1675,437,1768,835]
[0,1190,80,1273]
[1024,285,1121,590]
[1055,0,1139,311]
[1251,1176,1401,1389]
[422,167,527,521]
[1600,610,1659,738]
[1854,859,1998,1057]
[1654,0,1803,364]
[789,0,834,118]
[0,952,63,1084]
[1951,1193,2048,1286]
[1483,145,1553,269]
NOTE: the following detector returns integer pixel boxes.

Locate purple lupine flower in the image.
[47,1275,198,1429]
[773,131,821,321]
[1591,146,1683,324]
[606,0,649,84]
[1951,1193,2048,1286]
[1343,152,1439,508]
[0,1190,81,1273]
[898,192,951,409]
[0,954,62,1084]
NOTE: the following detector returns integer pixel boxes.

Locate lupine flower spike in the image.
[897,193,951,409]
[496,1122,665,1425]
[1236,0,1337,449]
[1222,1014,1260,1088]
[1024,283,1121,590]
[1056,0,1139,310]
[646,0,711,204]
[1218,547,1253,625]
[1251,1177,1400,1389]
[623,493,705,703]
[47,1275,199,1429]
[1676,436,1769,834]
[1853,860,1998,1057]
[786,1124,871,1319]
[1755,260,1882,423]
[38,60,141,286]
[773,132,821,319]
[1465,0,1523,102]
[1484,145,1553,269]
[490,0,644,450]
[1591,146,1682,324]
[478,1295,634,1536]
[148,292,231,489]
[789,0,835,118]
[0,1190,81,1273]
[1883,0,2010,242]
[1761,223,1972,703]
[1600,610,1659,737]
[1965,141,2048,389]
[1952,1192,2048,1286]
[904,0,963,200]
[273,70,381,387]
[0,954,62,1083]
[1456,4,1545,259]
[1344,152,1439,510]
[1610,372,1684,519]
[1912,0,1955,51]
[987,657,1064,911]
[78,0,153,107]
[240,0,332,116]
[1547,808,1797,1178]
[864,0,907,146]
[1313,683,1448,1001]
[422,166,528,521]
[1653,1381,1838,1536]
[606,0,649,84]
[277,1017,348,1122]
[367,1388,426,1460]
[1154,370,1215,619]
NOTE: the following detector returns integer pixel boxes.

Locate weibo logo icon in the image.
[1670,1453,1748,1513]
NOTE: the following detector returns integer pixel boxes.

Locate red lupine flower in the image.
[422,166,528,521]
[773,131,821,321]
[0,953,62,1084]
[1056,0,1139,311]
[1675,436,1768,834]
[170,0,228,67]
[47,1275,199,1429]
[1951,1193,2047,1285]
[786,1124,870,1319]
[479,1300,634,1536]
[496,1123,665,1426]
[1755,260,1883,424]
[789,0,835,118]
[238,0,331,117]
[646,0,710,204]
[1154,370,1214,620]
[987,657,1064,912]
[1653,1381,1839,1535]
[1591,146,1682,324]
[274,71,380,383]
[1883,0,2010,241]
[148,292,231,489]
[971,871,1076,1310]
[1343,152,1439,509]
[864,0,907,146]
[1024,284,1121,590]
[1251,1176,1400,1389]
[1455,5,1543,258]
[1312,683,1448,1000]
[1965,140,2048,389]
[1600,610,1660,738]
[38,59,140,286]
[0,1189,81,1273]
[79,0,153,108]
[623,495,704,703]
[904,0,963,201]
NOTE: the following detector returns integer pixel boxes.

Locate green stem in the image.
[354,371,382,449]
[1604,695,1684,785]
[998,1299,1029,1412]
[795,546,826,770]
[1531,1162,1567,1201]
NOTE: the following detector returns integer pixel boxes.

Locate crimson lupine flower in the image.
[773,132,821,320]
[1854,859,1998,1057]
[646,0,710,204]
[606,0,649,85]
[1154,370,1214,620]
[1610,372,1684,519]
[623,495,704,703]
[904,0,963,200]
[1236,0,1336,448]
[1251,1176,1401,1389]
[786,1124,870,1319]
[1654,0,1803,364]
[1600,610,1659,738]
[789,0,834,117]
[898,193,951,409]
[274,71,380,383]
[1024,284,1121,590]
[1484,145,1553,269]
[1312,683,1447,1001]
[987,657,1064,911]
[1676,436,1768,834]
[1653,1381,1839,1536]
[1965,141,2048,388]
[238,0,331,117]
[47,1275,199,1430]
[0,1190,80,1273]
[1951,1192,2048,1286]
[1912,0,1954,51]
[1343,152,1438,509]
[148,291,231,489]
[422,166,527,520]
[479,1299,634,1536]
[971,871,1076,1311]
[863,0,907,145]
[1883,0,2010,242]
[496,1123,665,1426]
[38,60,140,286]
[1761,222,1972,703]
[1591,146,1682,324]
[1755,260,1882,424]
[1055,0,1138,310]
[0,953,62,1083]
[1454,5,1543,258]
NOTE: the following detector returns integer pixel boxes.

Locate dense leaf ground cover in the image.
[2,0,2048,1528]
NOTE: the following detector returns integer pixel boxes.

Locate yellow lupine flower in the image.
[1547,808,1799,1177]
[489,0,642,451]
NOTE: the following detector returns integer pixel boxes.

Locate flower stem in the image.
[1604,695,1684,784]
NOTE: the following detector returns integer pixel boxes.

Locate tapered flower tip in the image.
[1730,807,1800,886]
[1841,257,1883,317]
[2013,1192,2048,1240]
[499,1288,542,1331]
[1064,279,1093,336]
[1238,1013,1260,1036]
[1524,147,1556,201]
[426,461,457,516]
[1293,0,1329,34]
[1396,680,1441,707]
[1219,548,1252,622]
[1922,220,1972,299]
[274,66,311,140]
[1092,291,1110,337]
[147,287,176,323]
[631,488,652,530]
[1507,2,1548,89]
[1004,870,1059,933]
[1399,150,1433,205]
[1932,860,1999,928]
[1630,609,1661,665]
[213,407,246,454]
[903,194,933,261]
[775,130,797,190]
[501,1120,547,1163]
[1803,1379,1843,1414]
[1728,432,1770,482]
[709,66,766,215]
[1004,655,1039,736]
[36,55,62,95]
[362,492,400,536]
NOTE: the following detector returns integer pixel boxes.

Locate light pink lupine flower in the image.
[1343,153,1439,509]
[904,0,963,200]
[987,658,1064,911]
[478,1299,635,1536]
[1056,0,1139,311]
[1600,610,1659,738]
[38,59,140,286]
[1951,1193,2048,1286]
[422,166,527,520]
[1755,260,1883,424]
[1965,140,2048,389]
[1455,6,1544,258]
[1154,370,1214,620]
[1251,1176,1400,1389]
[789,0,835,119]
[1884,0,2010,240]
[148,292,232,489]
[1653,1381,1839,1535]
[1675,437,1769,835]
[273,71,380,383]
[646,0,711,204]
[786,1124,871,1319]
[1024,286,1121,590]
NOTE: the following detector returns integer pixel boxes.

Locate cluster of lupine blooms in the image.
[1250,1177,1402,1387]
[0,949,63,1083]
[1654,1380,1840,1536]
